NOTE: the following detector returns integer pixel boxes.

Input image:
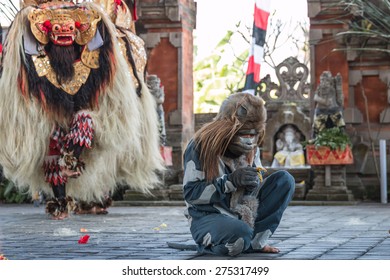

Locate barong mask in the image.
[28,1,101,46]
[25,1,104,96]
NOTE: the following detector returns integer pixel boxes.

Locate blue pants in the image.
[190,170,295,256]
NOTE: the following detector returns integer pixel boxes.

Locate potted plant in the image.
[304,127,353,165]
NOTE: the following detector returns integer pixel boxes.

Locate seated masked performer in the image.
[0,0,164,219]
[183,93,295,256]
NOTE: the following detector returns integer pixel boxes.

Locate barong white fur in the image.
[0,3,165,203]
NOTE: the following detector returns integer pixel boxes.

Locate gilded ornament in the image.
[81,46,100,69]
[32,55,91,95]
[28,5,101,47]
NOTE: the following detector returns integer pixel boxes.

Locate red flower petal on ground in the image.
[78,235,90,244]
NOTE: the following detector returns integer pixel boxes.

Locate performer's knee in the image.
[205,221,252,256]
[274,170,295,195]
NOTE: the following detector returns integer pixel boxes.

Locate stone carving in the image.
[312,71,345,137]
[258,56,310,105]
[147,74,167,145]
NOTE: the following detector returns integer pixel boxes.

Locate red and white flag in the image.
[243,0,271,95]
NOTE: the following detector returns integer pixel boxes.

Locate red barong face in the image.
[28,4,101,47]
[49,16,77,46]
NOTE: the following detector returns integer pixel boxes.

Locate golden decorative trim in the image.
[117,37,138,88]
[126,31,147,76]
[81,46,100,69]
[115,1,133,31]
[74,9,102,46]
[32,55,91,95]
[117,30,147,88]
[28,9,52,44]
[32,55,51,77]
[94,0,134,31]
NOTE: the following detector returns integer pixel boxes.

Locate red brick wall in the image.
[313,34,349,105]
[148,38,179,118]
[354,76,388,123]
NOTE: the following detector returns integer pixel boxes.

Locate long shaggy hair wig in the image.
[194,93,267,181]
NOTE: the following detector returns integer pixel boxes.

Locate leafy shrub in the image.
[303,127,352,151]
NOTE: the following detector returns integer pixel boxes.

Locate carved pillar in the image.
[306,165,355,201]
[137,0,196,184]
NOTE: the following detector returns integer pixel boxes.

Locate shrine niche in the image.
[271,124,306,168]
[259,57,312,199]
[260,57,311,167]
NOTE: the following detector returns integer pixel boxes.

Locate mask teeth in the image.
[52,34,75,43]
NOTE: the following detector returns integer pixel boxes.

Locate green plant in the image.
[334,0,390,54]
[0,178,29,204]
[304,127,352,151]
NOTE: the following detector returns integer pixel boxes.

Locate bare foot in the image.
[74,206,108,215]
[93,207,108,215]
[260,245,280,253]
[51,212,69,220]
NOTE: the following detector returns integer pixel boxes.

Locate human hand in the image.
[228,166,259,190]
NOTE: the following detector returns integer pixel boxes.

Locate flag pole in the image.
[243,0,271,95]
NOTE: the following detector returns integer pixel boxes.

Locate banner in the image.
[243,0,271,95]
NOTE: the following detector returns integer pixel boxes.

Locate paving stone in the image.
[1,203,390,260]
[317,254,360,260]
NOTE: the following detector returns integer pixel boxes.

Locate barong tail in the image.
[0,1,165,203]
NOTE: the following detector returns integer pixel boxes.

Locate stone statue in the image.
[312,71,345,137]
[271,125,305,167]
[147,74,167,145]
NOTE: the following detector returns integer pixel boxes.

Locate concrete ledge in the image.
[289,200,360,206]
[113,200,186,207]
[113,200,361,207]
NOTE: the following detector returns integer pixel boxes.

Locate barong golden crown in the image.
[27,1,101,46]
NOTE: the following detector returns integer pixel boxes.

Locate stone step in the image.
[123,184,184,201]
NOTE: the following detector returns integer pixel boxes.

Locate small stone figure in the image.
[312,71,345,137]
[271,125,305,167]
[147,74,167,145]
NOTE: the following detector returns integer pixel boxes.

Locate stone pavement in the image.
[0,202,389,260]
